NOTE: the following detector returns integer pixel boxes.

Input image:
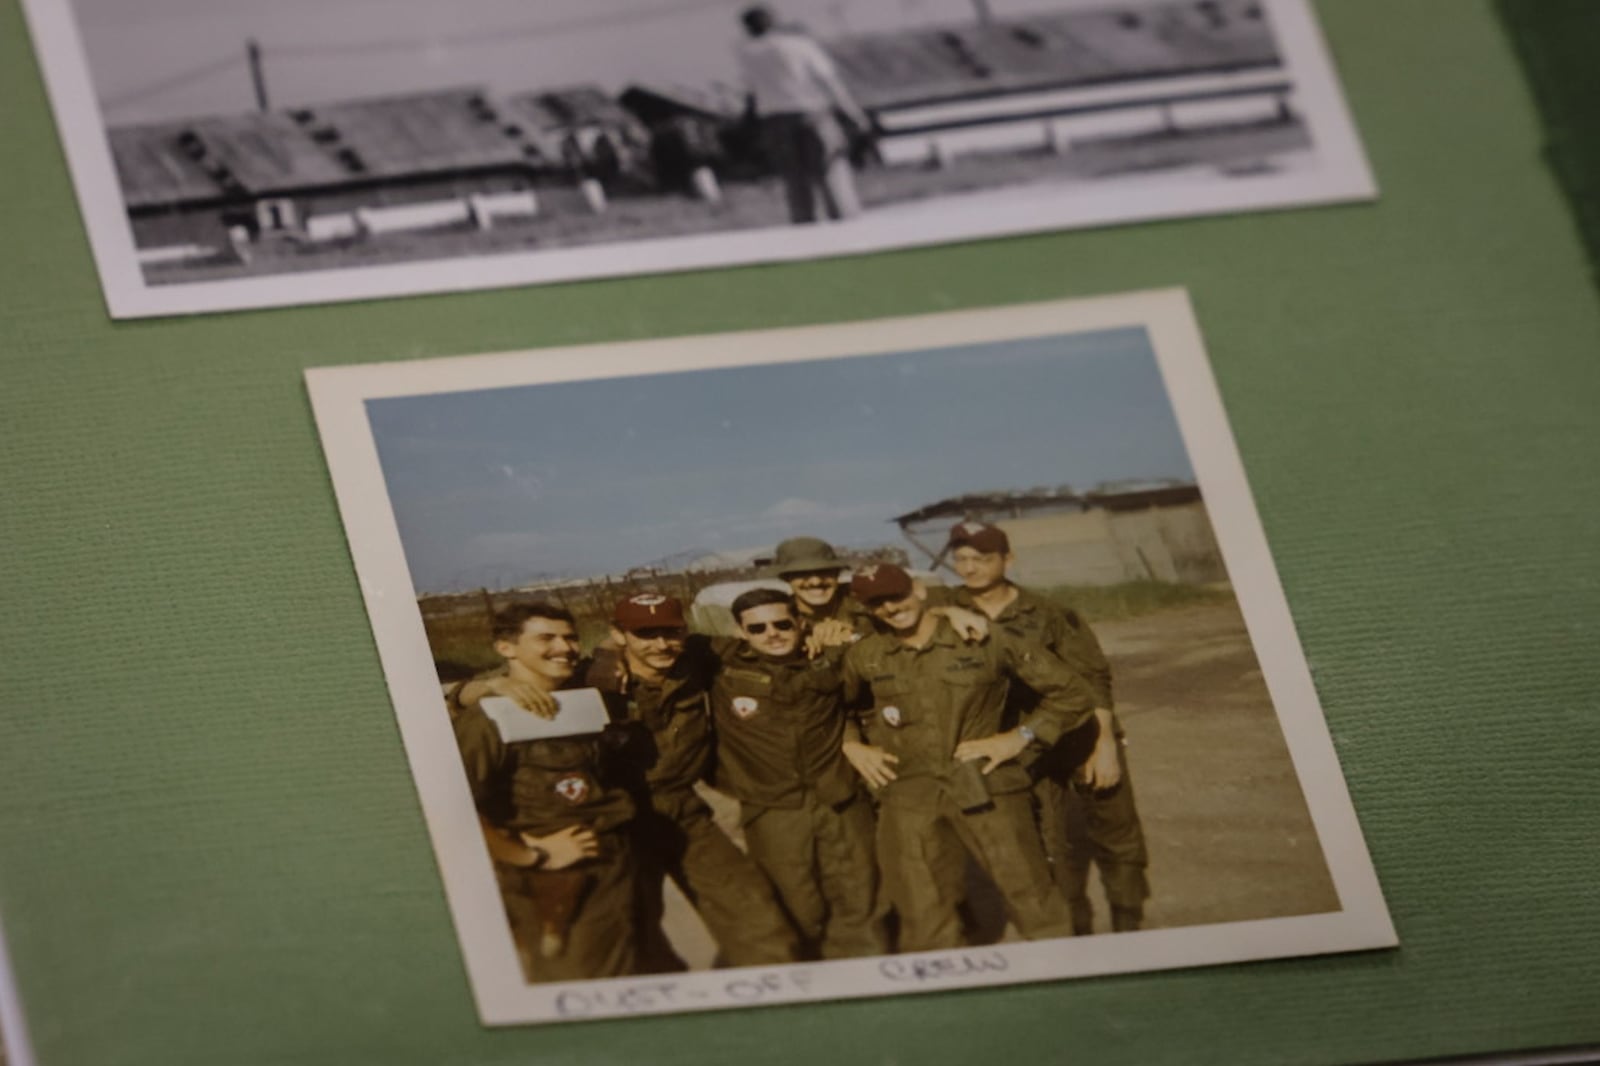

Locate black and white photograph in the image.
[24,0,1374,317]
[305,290,1394,1026]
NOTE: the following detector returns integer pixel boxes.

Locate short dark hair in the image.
[741,5,775,35]
[491,602,577,644]
[731,587,795,625]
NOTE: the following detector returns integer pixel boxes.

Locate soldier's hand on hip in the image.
[842,740,899,789]
[485,676,560,719]
[954,730,1028,775]
[519,826,600,870]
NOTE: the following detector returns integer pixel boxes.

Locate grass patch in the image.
[1034,581,1234,623]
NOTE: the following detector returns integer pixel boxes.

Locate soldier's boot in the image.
[1102,864,1150,934]
[1069,897,1095,936]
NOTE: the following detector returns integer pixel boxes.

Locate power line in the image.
[94,0,857,117]
[100,54,244,113]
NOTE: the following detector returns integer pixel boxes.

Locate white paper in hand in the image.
[480,688,610,743]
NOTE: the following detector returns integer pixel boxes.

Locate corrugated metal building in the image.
[110,85,649,250]
[893,480,1226,587]
[825,0,1295,165]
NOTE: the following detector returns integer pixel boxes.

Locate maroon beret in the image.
[947,520,1010,554]
[613,593,687,630]
[849,563,914,603]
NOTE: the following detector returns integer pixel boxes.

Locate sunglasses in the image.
[743,619,797,635]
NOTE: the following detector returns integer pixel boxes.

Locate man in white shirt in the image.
[736,5,871,224]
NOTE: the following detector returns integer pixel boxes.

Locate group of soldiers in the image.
[445,522,1149,982]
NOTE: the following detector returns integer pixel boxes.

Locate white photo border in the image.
[0,907,40,1066]
[23,0,1375,319]
[306,289,1395,1026]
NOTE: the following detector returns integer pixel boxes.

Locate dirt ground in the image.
[660,598,1339,966]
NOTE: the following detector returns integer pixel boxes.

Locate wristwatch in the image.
[1017,725,1039,747]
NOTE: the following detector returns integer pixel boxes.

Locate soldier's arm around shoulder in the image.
[997,631,1097,746]
[448,665,509,715]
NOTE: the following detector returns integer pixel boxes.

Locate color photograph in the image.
[23,0,1374,316]
[305,291,1393,1025]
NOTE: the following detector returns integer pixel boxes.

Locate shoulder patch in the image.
[553,775,591,804]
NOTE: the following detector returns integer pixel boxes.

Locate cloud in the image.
[759,497,830,520]
[496,463,543,498]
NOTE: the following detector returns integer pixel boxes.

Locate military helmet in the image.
[772,536,845,577]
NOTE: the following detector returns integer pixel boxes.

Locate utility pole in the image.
[971,0,994,23]
[246,39,269,112]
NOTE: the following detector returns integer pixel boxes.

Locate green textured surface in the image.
[1498,0,1600,288]
[2,2,1598,1064]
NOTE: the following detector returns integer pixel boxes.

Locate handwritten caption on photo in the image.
[553,950,1010,1018]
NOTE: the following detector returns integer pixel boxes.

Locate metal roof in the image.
[287,88,527,180]
[109,84,636,207]
[109,112,350,208]
[891,480,1199,525]
[828,0,1280,111]
[502,87,651,164]
[506,87,644,133]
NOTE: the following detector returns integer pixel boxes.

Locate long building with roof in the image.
[892,480,1226,587]
[111,84,652,252]
[828,0,1295,164]
[108,0,1304,259]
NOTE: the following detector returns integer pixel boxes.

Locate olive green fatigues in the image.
[589,641,798,971]
[710,643,886,959]
[841,619,1096,951]
[453,702,637,983]
[954,585,1151,933]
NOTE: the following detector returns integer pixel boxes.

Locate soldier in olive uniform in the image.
[945,522,1150,934]
[590,593,798,972]
[772,536,879,639]
[840,564,1097,951]
[710,587,887,959]
[450,603,638,982]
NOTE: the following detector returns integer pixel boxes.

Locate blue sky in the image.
[367,328,1194,592]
